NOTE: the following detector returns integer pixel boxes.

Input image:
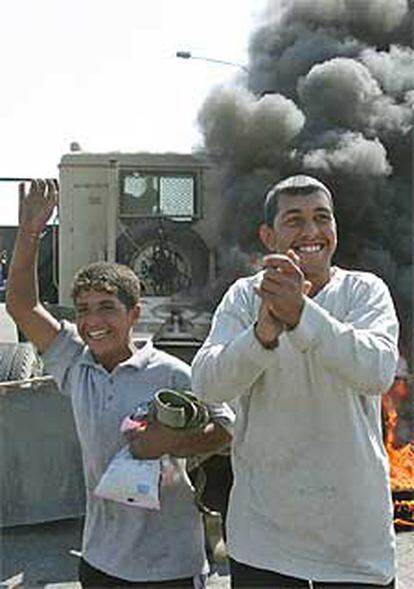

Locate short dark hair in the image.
[264,175,334,227]
[71,262,140,310]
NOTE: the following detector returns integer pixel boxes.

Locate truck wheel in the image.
[0,343,41,382]
[116,219,209,295]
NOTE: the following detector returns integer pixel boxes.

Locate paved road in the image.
[1,518,413,588]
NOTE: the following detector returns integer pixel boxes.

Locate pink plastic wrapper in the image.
[120,414,148,433]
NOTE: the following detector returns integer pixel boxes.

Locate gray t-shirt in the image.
[42,322,229,582]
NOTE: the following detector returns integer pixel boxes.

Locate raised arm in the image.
[6,179,61,353]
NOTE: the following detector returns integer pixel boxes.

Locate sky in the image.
[0,0,264,225]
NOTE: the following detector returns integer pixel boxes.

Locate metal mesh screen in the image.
[160,177,194,217]
[120,172,195,218]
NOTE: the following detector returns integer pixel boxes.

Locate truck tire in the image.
[116,219,209,295]
[0,343,40,382]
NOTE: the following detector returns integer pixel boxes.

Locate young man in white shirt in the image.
[192,175,399,588]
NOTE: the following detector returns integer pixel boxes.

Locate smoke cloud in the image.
[283,0,408,35]
[360,46,414,99]
[298,57,413,137]
[303,132,392,176]
[199,86,305,172]
[197,0,414,360]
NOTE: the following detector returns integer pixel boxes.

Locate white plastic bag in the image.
[94,446,161,509]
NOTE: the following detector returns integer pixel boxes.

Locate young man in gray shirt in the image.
[6,179,234,588]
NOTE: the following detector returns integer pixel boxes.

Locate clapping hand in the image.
[255,249,312,340]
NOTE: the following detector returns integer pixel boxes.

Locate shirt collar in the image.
[116,339,154,371]
[79,338,154,373]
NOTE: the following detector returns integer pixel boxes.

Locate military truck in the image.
[1,151,225,378]
[57,150,223,349]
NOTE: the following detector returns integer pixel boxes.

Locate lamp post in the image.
[176,51,249,73]
[0,177,33,182]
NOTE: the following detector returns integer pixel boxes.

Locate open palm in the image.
[20,179,58,233]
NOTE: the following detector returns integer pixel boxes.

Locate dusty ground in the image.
[395,528,414,589]
[1,519,413,588]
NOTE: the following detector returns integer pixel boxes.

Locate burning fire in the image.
[383,377,414,530]
[385,405,414,492]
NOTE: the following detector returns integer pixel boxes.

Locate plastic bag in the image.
[94,446,161,509]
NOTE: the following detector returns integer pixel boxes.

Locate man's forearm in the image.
[127,421,231,460]
[191,324,277,404]
[6,180,60,353]
[287,294,399,394]
[6,227,41,315]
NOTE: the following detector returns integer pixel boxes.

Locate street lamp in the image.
[176,51,249,73]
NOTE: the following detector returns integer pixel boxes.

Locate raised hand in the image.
[6,178,61,353]
[19,178,58,235]
[255,249,312,330]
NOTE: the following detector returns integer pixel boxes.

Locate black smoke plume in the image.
[197,0,413,364]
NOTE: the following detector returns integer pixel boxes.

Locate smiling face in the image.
[74,289,140,371]
[260,189,337,290]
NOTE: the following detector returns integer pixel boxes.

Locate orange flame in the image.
[383,380,414,491]
[383,378,414,527]
[385,415,414,492]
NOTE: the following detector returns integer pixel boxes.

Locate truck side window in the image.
[119,171,196,220]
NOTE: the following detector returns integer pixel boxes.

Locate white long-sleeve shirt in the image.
[191,266,399,585]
